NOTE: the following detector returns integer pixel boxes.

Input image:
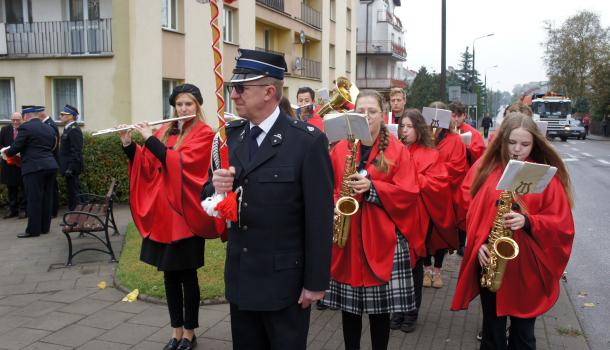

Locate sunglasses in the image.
[229,84,270,95]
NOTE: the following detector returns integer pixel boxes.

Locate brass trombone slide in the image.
[92,115,197,136]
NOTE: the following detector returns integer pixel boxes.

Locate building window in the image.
[223,83,233,114]
[162,79,181,119]
[346,8,351,30]
[68,0,100,21]
[329,0,335,21]
[329,44,335,68]
[346,50,351,73]
[3,0,32,23]
[161,0,177,30]
[264,29,271,51]
[52,77,83,121]
[222,7,235,43]
[0,79,15,120]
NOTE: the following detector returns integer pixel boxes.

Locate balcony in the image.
[256,0,284,13]
[356,78,406,89]
[377,10,403,31]
[300,3,321,29]
[255,46,285,57]
[1,19,112,58]
[356,40,406,60]
[294,57,321,80]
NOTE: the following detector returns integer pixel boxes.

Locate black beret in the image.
[169,84,203,107]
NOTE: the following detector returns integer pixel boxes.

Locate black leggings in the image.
[479,287,536,350]
[342,311,389,350]
[164,269,200,329]
[423,249,446,268]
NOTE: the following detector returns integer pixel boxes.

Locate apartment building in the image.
[0,0,356,130]
[221,0,356,113]
[356,0,407,93]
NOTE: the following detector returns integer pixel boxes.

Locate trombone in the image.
[92,115,197,136]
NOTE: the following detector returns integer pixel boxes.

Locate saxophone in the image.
[480,190,520,292]
[332,139,360,248]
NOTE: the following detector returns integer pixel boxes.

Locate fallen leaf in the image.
[583,302,595,308]
[97,281,107,289]
[122,289,139,302]
[577,291,588,297]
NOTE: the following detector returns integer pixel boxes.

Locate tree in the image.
[455,47,480,93]
[407,66,442,109]
[589,49,610,120]
[543,11,610,100]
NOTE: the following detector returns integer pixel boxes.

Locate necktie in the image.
[249,125,263,161]
[13,128,17,140]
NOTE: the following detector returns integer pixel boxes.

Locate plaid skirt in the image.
[321,232,416,315]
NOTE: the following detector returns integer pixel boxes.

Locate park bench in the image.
[61,178,120,266]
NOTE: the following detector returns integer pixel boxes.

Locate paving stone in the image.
[22,311,85,331]
[75,339,131,350]
[0,327,51,350]
[58,298,114,315]
[0,315,34,335]
[87,288,125,302]
[77,309,135,330]
[42,324,106,348]
[0,273,25,286]
[0,282,37,296]
[126,306,170,327]
[21,342,72,350]
[106,300,151,314]
[9,300,65,318]
[0,293,48,307]
[0,305,16,317]
[23,269,64,283]
[41,287,98,303]
[96,322,159,345]
[191,337,233,350]
[201,320,233,342]
[35,279,77,293]
[128,340,168,350]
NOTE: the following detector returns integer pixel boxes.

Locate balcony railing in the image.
[356,40,406,60]
[295,57,321,80]
[256,0,284,12]
[301,3,321,29]
[376,10,403,30]
[1,19,112,57]
[255,46,285,57]
[356,78,406,89]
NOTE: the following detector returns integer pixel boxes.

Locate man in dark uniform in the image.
[40,109,60,217]
[58,104,84,211]
[0,112,26,218]
[201,49,334,350]
[1,106,58,237]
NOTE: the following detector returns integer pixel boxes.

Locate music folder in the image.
[323,112,372,144]
[459,131,472,145]
[422,107,452,129]
[496,160,557,194]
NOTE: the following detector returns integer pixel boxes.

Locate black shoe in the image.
[177,335,196,350]
[476,331,482,341]
[390,313,404,330]
[17,232,40,238]
[163,338,180,350]
[3,212,18,219]
[316,300,328,310]
[400,321,417,333]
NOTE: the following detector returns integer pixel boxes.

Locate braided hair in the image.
[376,122,392,173]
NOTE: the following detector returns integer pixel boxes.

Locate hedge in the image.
[0,132,143,206]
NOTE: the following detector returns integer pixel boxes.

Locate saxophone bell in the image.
[493,236,519,260]
[336,197,359,216]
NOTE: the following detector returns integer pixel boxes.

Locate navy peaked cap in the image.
[169,83,203,106]
[22,105,45,114]
[231,49,287,83]
[60,104,79,117]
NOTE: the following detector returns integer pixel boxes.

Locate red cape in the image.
[409,144,458,253]
[329,135,421,286]
[437,133,468,230]
[129,120,218,243]
[459,123,486,165]
[451,164,574,318]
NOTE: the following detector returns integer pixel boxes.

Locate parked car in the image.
[563,119,586,140]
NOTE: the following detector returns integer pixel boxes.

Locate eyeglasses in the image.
[228,84,270,95]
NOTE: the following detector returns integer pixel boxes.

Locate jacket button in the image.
[273,174,279,179]
[242,202,248,208]
[244,178,249,184]
[242,225,248,231]
[243,247,248,253]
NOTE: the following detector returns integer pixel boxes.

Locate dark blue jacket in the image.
[5,118,58,176]
[202,112,334,311]
[59,122,84,175]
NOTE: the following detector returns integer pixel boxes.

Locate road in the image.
[552,137,610,350]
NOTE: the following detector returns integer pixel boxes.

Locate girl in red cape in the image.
[118,84,216,350]
[448,100,486,166]
[451,112,575,349]
[390,109,457,333]
[321,90,421,350]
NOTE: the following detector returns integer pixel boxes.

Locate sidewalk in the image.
[0,205,589,349]
[586,133,610,141]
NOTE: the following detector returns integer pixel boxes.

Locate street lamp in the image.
[471,33,494,119]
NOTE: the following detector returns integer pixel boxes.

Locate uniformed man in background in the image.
[201,49,334,350]
[58,104,84,211]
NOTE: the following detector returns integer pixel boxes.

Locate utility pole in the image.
[440,0,446,101]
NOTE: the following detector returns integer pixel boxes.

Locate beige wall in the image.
[162,31,185,80]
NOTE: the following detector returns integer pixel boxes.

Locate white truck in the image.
[528,93,573,141]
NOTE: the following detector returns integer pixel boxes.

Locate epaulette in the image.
[289,119,320,136]
[225,119,247,129]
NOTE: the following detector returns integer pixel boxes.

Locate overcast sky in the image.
[396,0,609,93]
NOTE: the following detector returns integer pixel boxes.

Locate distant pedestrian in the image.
[58,105,84,211]
[602,117,608,137]
[582,114,591,136]
[481,114,493,139]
